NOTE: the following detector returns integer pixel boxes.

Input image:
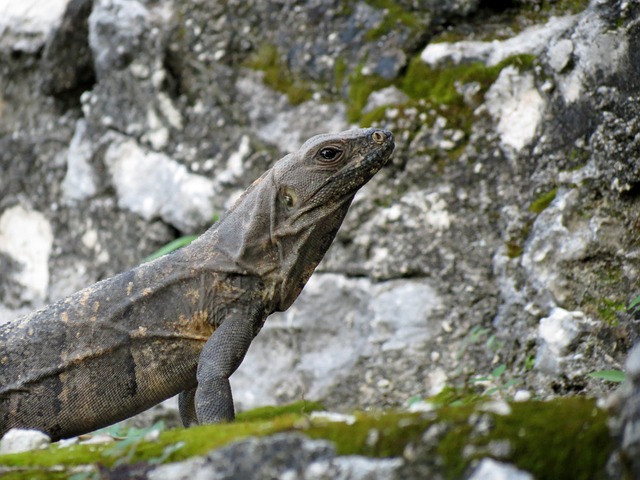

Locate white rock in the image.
[548,38,574,72]
[311,456,403,480]
[310,411,356,425]
[513,390,532,402]
[558,14,628,103]
[0,205,53,306]
[478,400,512,416]
[370,280,443,352]
[484,68,545,152]
[469,458,534,480]
[231,273,443,411]
[80,434,115,445]
[0,0,70,52]
[538,308,582,355]
[421,15,578,67]
[103,136,216,232]
[236,72,348,153]
[408,401,435,413]
[535,307,586,375]
[217,135,251,184]
[62,120,98,202]
[157,92,183,130]
[521,188,592,305]
[362,86,409,113]
[427,367,447,396]
[0,428,50,454]
[625,343,640,380]
[380,189,451,234]
[89,0,150,77]
[57,437,79,448]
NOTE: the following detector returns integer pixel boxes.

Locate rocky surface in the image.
[2,0,640,477]
[148,433,403,480]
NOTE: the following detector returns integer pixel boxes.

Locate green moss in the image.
[387,53,536,142]
[244,44,313,105]
[576,262,628,326]
[488,399,611,480]
[363,0,423,41]
[334,56,348,91]
[346,66,393,123]
[506,241,524,258]
[346,47,537,126]
[505,222,532,259]
[0,398,612,479]
[401,54,535,105]
[359,105,392,126]
[529,187,558,214]
[596,298,626,326]
[545,0,591,14]
[235,400,325,422]
[307,411,429,457]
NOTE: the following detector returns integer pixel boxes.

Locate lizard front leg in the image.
[188,311,258,424]
[178,388,198,427]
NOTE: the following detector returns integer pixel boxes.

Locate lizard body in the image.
[0,128,394,440]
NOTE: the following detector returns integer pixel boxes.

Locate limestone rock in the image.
[148,433,402,480]
[468,458,534,480]
[0,429,51,454]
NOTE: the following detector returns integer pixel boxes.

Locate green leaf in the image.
[143,235,199,263]
[588,370,626,383]
[490,364,507,378]
[629,295,640,311]
[149,441,186,465]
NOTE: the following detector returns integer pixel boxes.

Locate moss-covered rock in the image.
[0,398,612,479]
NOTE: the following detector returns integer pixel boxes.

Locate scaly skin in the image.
[0,128,395,441]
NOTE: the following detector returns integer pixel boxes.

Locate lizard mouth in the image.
[328,128,395,194]
[290,128,395,217]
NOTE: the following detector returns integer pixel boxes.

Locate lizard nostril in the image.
[372,131,385,144]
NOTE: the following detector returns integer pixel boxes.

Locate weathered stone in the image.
[103,135,216,232]
[41,0,94,97]
[535,308,587,376]
[421,15,577,67]
[0,429,51,454]
[547,38,574,73]
[484,67,545,152]
[0,206,53,307]
[0,0,71,53]
[231,273,443,411]
[468,458,534,480]
[148,433,403,480]
[62,120,98,202]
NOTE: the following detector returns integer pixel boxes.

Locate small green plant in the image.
[143,235,199,263]
[587,370,626,383]
[528,187,558,214]
[149,441,186,465]
[628,294,640,312]
[524,355,536,371]
[469,364,521,396]
[245,44,314,105]
[101,421,166,466]
[456,325,492,359]
[143,214,219,263]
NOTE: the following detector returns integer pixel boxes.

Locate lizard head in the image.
[208,128,394,312]
[270,127,395,310]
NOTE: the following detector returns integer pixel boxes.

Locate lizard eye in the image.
[318,147,343,162]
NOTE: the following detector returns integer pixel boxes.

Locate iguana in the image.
[0,128,394,441]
